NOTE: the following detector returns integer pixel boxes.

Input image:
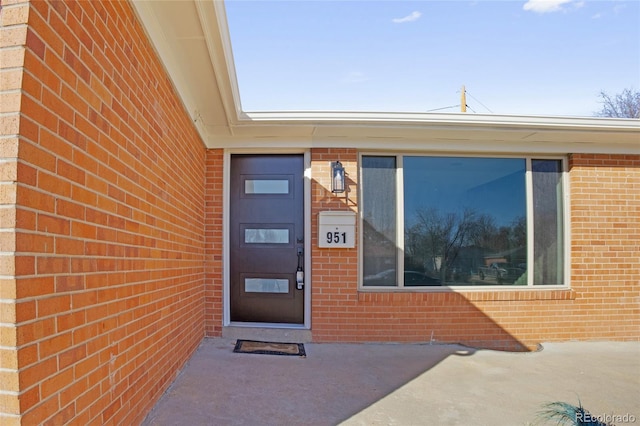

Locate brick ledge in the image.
[357,288,576,302]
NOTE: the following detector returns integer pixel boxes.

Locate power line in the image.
[465,90,494,114]
[426,87,494,114]
[426,104,460,112]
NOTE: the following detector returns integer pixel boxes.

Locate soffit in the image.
[132,0,236,141]
[132,1,639,153]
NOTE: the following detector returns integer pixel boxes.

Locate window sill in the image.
[357,286,575,302]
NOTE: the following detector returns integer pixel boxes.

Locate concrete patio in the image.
[143,339,639,426]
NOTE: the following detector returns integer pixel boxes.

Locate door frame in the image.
[223,149,311,329]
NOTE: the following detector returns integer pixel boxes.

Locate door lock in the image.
[296,270,304,290]
[296,247,304,290]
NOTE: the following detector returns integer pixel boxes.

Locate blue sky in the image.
[225,0,640,117]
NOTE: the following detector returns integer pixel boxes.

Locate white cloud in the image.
[613,3,627,14]
[392,11,422,24]
[522,0,574,13]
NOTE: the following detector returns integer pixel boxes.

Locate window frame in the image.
[358,152,570,291]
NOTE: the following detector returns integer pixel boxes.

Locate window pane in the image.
[245,278,289,293]
[362,156,397,286]
[403,157,527,286]
[244,228,289,244]
[245,179,289,194]
[532,160,564,285]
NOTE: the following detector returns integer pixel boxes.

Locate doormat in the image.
[233,339,306,357]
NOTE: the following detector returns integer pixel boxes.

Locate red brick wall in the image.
[2,0,637,422]
[310,150,640,351]
[204,149,224,337]
[1,0,27,421]
[2,1,207,424]
[310,148,360,340]
[567,154,639,338]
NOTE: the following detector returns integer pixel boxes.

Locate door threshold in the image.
[223,325,312,343]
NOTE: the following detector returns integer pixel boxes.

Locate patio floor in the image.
[142,338,639,426]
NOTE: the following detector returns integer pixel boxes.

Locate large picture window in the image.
[361,155,566,288]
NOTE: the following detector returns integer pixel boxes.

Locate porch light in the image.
[331,161,345,193]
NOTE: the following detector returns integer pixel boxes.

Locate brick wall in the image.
[310,150,639,351]
[1,1,207,424]
[1,0,637,422]
[567,154,639,338]
[204,149,223,337]
[1,0,27,421]
[310,148,360,340]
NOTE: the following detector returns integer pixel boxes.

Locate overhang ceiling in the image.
[132,1,639,153]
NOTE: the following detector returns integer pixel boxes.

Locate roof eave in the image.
[133,1,639,153]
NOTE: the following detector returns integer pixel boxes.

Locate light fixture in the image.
[331,161,345,193]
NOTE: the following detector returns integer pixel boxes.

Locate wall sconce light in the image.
[331,161,345,193]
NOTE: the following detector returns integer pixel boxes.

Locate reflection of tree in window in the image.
[403,157,526,285]
[405,208,474,283]
[362,155,564,287]
[405,207,527,285]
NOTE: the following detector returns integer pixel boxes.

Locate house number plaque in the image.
[318,211,356,248]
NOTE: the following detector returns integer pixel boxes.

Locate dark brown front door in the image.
[230,154,305,324]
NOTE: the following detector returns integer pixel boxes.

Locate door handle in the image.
[296,247,304,290]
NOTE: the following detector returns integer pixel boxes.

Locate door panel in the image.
[230,155,304,323]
